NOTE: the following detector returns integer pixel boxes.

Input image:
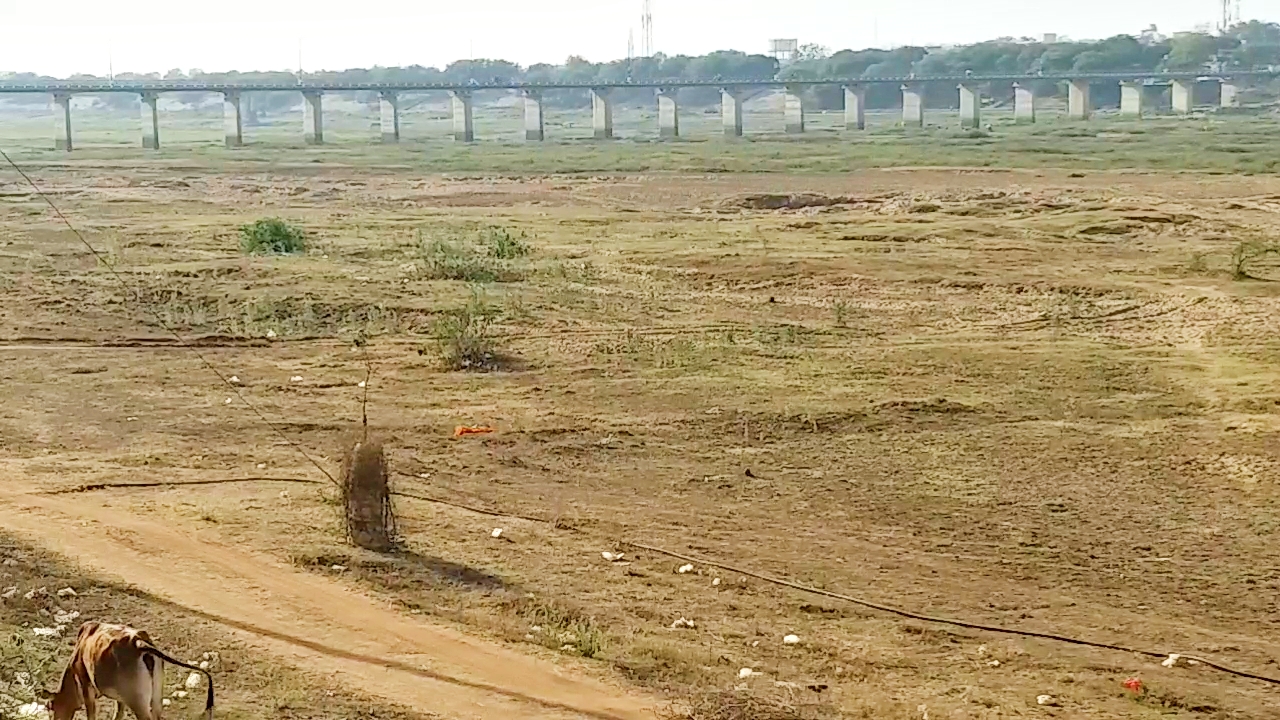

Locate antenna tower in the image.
[1219,0,1240,32]
[628,28,635,60]
[641,0,654,56]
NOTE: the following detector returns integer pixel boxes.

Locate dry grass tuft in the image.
[659,690,832,720]
[339,436,398,552]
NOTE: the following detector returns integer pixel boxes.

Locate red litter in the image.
[1123,677,1144,694]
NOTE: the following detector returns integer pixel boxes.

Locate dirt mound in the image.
[722,193,855,210]
[873,398,981,415]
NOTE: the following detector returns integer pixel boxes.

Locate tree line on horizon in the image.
[1,20,1276,115]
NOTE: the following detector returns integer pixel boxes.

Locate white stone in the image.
[676,564,694,574]
[738,668,755,679]
[185,672,202,689]
[491,528,504,538]
[1036,695,1053,706]
[783,634,800,645]
[1161,653,1182,668]
[16,702,47,717]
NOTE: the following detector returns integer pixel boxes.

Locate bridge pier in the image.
[222,91,243,147]
[140,92,160,149]
[843,84,866,131]
[378,91,399,143]
[1172,79,1195,114]
[958,83,980,128]
[901,84,924,127]
[1012,83,1035,123]
[720,88,746,137]
[657,88,679,138]
[1067,80,1091,120]
[1220,79,1241,108]
[522,89,544,141]
[1119,81,1145,118]
[784,86,805,134]
[302,91,323,145]
[52,93,72,152]
[449,90,474,142]
[591,88,613,139]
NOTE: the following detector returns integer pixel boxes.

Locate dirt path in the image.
[0,477,654,720]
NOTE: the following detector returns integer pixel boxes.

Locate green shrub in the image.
[239,218,306,255]
[431,289,504,371]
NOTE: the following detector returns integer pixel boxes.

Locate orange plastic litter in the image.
[454,425,495,437]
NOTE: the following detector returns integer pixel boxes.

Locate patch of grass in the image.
[418,237,527,283]
[659,690,834,720]
[429,288,505,371]
[480,226,532,259]
[592,332,729,370]
[510,597,607,659]
[133,285,417,338]
[612,639,709,688]
[546,259,600,285]
[239,218,306,255]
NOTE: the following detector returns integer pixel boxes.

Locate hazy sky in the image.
[0,0,1271,77]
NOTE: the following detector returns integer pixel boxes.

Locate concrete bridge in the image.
[1,71,1274,151]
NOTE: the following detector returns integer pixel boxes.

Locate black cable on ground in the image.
[622,541,1280,687]
[45,477,324,495]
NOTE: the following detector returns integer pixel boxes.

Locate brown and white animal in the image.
[40,621,214,720]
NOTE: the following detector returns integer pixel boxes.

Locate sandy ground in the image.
[2,163,1280,718]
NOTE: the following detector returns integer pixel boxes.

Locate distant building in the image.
[1042,33,1059,44]
[770,39,799,64]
